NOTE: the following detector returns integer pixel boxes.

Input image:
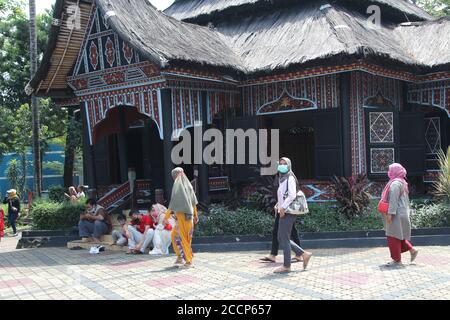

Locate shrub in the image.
[297,201,383,233]
[432,147,450,203]
[31,200,85,231]
[196,204,274,236]
[48,185,66,203]
[195,201,385,237]
[250,175,277,214]
[411,202,450,228]
[330,175,371,218]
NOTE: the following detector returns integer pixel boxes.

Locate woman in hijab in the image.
[381,163,418,266]
[273,157,312,273]
[164,167,199,268]
[3,189,20,237]
[65,186,78,204]
[149,203,174,255]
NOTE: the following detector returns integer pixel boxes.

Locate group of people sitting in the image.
[78,199,174,255]
[112,204,175,255]
[77,167,199,268]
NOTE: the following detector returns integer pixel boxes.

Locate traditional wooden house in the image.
[28,0,450,209]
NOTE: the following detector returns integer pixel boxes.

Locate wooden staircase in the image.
[97,181,132,215]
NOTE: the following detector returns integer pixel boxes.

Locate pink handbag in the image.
[378,200,389,215]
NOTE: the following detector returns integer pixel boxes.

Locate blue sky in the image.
[37,0,175,13]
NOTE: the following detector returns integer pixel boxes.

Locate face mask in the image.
[278,165,289,174]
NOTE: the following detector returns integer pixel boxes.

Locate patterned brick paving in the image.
[1,236,450,300]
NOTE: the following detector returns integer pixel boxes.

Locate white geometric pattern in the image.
[425,117,441,155]
[369,112,394,144]
[370,148,395,174]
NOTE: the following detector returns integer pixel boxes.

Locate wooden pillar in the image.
[142,121,152,179]
[340,72,352,177]
[81,102,97,190]
[117,107,128,183]
[161,89,174,201]
[199,92,209,204]
[63,107,75,187]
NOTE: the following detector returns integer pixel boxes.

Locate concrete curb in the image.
[18,228,450,251]
[191,235,450,253]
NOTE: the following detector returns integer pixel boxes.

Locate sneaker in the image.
[89,246,100,254]
[384,261,403,267]
[12,233,18,237]
[410,250,419,263]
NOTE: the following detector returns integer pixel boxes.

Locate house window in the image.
[369,112,394,144]
[366,111,396,175]
[370,148,395,174]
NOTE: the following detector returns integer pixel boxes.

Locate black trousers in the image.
[270,213,301,256]
[8,213,18,234]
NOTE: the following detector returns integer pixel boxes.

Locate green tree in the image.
[0,0,51,111]
[417,0,450,17]
[0,107,15,161]
[6,159,26,197]
[9,103,32,196]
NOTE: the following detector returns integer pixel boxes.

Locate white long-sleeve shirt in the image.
[277,176,297,210]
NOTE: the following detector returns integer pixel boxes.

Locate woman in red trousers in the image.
[381,163,419,266]
[0,207,5,242]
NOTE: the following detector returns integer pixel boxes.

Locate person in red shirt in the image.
[126,210,155,254]
[0,207,5,241]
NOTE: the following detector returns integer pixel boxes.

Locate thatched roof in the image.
[96,0,243,69]
[215,3,403,73]
[165,0,433,23]
[27,0,93,96]
[393,17,450,68]
[28,0,244,95]
[214,3,448,74]
[29,0,447,96]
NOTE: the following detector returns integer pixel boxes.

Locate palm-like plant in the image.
[330,175,371,218]
[250,175,278,214]
[432,147,450,203]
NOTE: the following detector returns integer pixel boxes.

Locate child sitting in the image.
[111,213,128,246]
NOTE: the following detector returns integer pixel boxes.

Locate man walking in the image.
[3,189,20,237]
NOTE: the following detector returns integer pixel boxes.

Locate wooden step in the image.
[80,235,113,243]
[67,240,129,252]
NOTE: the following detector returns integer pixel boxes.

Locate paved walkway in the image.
[1,235,450,300]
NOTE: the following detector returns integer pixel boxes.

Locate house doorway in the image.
[263,110,316,180]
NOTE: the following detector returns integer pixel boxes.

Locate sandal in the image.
[260,257,276,263]
[273,266,291,274]
[410,250,419,263]
[302,252,312,270]
[292,256,303,262]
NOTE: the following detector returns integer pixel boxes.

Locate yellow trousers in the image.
[171,212,194,263]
